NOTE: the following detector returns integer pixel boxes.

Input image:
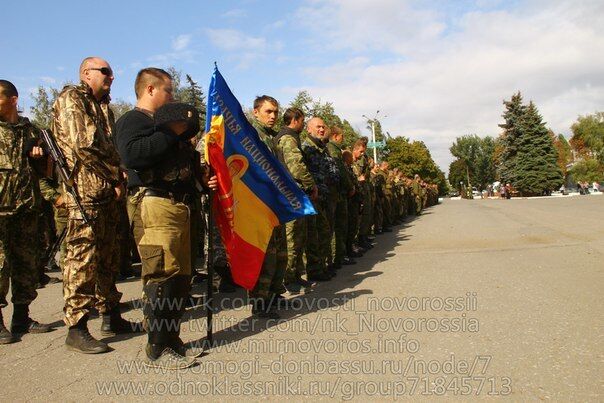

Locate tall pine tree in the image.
[497,93,563,195]
[498,92,526,185]
[513,102,563,195]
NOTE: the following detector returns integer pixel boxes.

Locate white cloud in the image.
[295,0,604,172]
[221,8,246,19]
[172,34,192,51]
[40,76,56,84]
[205,28,282,69]
[147,34,196,65]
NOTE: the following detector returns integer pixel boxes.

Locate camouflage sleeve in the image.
[38,177,61,204]
[55,90,121,184]
[339,159,353,193]
[279,136,315,191]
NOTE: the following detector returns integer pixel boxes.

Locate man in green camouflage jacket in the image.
[274,107,317,291]
[326,126,355,268]
[0,80,51,344]
[249,95,288,318]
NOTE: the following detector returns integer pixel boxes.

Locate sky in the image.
[2,0,603,173]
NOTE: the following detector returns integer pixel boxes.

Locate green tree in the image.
[449,134,496,191]
[512,101,563,195]
[30,86,61,129]
[288,90,360,147]
[570,112,604,164]
[183,74,206,130]
[569,158,603,183]
[166,67,187,102]
[448,159,468,192]
[386,137,447,194]
[498,92,526,185]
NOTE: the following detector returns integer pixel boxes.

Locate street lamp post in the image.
[362,111,387,164]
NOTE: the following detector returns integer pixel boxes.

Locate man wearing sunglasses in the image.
[51,57,141,355]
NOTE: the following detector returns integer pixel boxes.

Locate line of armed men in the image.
[0,57,438,369]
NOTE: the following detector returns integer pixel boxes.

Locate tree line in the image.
[448,91,603,196]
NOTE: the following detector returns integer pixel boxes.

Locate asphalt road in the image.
[1,196,602,401]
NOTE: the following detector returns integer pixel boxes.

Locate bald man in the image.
[52,57,140,354]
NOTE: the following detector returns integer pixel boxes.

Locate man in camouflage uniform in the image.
[342,150,363,260]
[412,174,422,215]
[0,80,51,344]
[303,117,339,281]
[370,161,384,234]
[52,57,140,354]
[326,126,354,269]
[353,138,374,249]
[249,96,288,318]
[376,161,393,232]
[274,107,317,291]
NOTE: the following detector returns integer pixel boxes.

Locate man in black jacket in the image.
[116,68,210,369]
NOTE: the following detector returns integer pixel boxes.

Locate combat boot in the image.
[251,298,280,319]
[101,306,144,336]
[169,334,205,358]
[65,316,109,354]
[0,309,16,344]
[10,304,51,334]
[143,277,196,369]
[144,343,195,370]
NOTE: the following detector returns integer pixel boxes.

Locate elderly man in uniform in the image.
[303,117,339,281]
[52,57,140,354]
[0,80,51,344]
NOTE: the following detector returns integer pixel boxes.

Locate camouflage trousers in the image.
[138,196,192,285]
[358,183,373,236]
[0,211,39,308]
[53,206,68,270]
[382,195,392,227]
[325,197,337,266]
[63,201,122,327]
[373,196,384,231]
[306,203,330,274]
[332,197,348,265]
[285,217,307,283]
[347,198,360,252]
[415,196,422,215]
[249,225,287,299]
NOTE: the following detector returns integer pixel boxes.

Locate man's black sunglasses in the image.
[88,67,113,76]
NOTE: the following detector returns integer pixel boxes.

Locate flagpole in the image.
[206,170,214,347]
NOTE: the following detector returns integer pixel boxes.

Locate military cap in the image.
[154,102,201,140]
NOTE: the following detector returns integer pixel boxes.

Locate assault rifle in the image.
[40,129,91,225]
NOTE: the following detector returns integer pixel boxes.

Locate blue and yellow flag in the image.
[205,66,316,290]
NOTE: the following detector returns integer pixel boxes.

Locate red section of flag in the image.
[207,139,234,242]
[226,233,265,290]
[207,135,264,290]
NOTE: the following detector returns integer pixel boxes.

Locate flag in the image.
[205,66,316,290]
